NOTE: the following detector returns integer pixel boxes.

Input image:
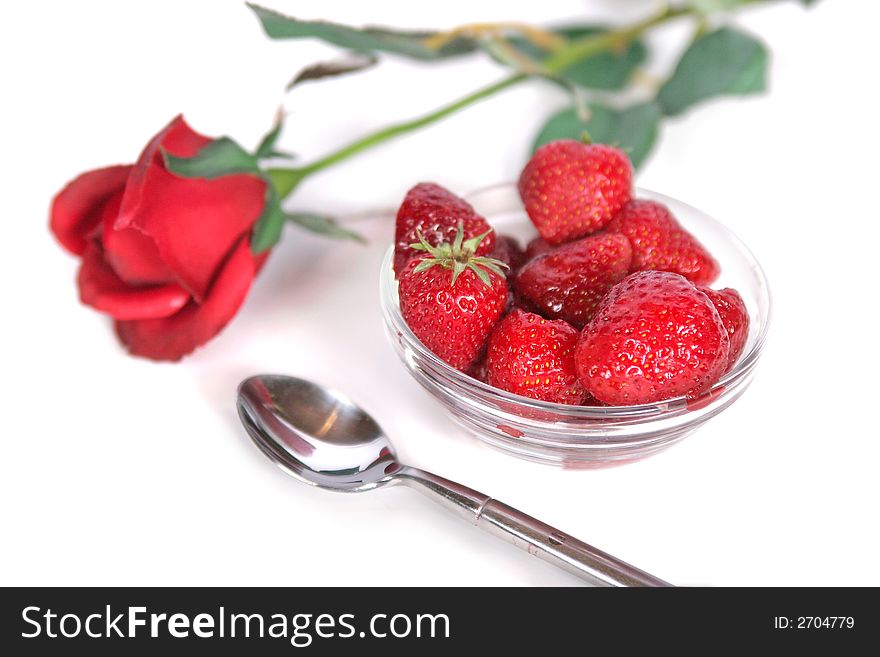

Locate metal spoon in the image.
[237,374,670,587]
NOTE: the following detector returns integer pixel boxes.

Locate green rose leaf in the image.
[658,27,768,117]
[532,101,662,169]
[163,137,259,179]
[555,28,646,90]
[286,212,366,244]
[507,26,646,90]
[685,0,749,13]
[247,3,477,60]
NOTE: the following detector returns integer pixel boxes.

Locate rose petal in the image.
[115,115,266,301]
[115,238,268,361]
[78,244,191,321]
[50,165,132,255]
[100,191,176,285]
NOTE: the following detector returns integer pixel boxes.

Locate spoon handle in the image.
[397,467,670,587]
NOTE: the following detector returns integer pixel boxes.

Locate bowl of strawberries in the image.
[380,140,771,467]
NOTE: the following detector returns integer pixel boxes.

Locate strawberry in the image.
[393,182,494,276]
[514,233,632,329]
[523,236,553,262]
[518,140,633,245]
[581,394,608,407]
[699,287,749,372]
[490,234,525,273]
[575,271,730,405]
[606,199,720,285]
[398,225,508,371]
[468,355,489,383]
[486,308,585,404]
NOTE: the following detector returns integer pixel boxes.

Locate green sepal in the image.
[250,181,286,254]
[462,228,493,255]
[255,121,283,160]
[472,257,508,278]
[407,222,507,288]
[162,137,260,179]
[467,263,492,287]
[413,259,441,274]
[286,212,366,244]
[451,260,468,285]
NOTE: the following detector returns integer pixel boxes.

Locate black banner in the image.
[0,587,872,653]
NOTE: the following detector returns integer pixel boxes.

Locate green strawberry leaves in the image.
[410,225,507,287]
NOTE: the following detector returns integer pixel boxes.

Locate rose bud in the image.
[50,115,269,361]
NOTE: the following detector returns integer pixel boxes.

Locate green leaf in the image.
[657,27,768,117]
[553,27,646,90]
[286,212,366,244]
[248,3,477,60]
[507,26,646,90]
[532,102,662,169]
[163,137,259,179]
[685,0,748,13]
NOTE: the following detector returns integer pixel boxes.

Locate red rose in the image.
[50,115,269,361]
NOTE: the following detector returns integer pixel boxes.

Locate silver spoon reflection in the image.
[237,374,670,587]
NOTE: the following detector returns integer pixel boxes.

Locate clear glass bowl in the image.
[379,184,771,468]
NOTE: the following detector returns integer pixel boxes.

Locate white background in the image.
[3,0,879,586]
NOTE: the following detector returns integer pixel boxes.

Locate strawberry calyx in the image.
[409,222,508,287]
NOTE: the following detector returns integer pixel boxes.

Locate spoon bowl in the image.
[237,375,399,492]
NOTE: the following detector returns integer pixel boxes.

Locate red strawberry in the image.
[486,308,585,404]
[523,236,553,262]
[518,140,633,245]
[468,355,489,383]
[514,233,632,329]
[606,199,720,285]
[393,182,495,276]
[398,226,508,371]
[699,287,749,372]
[490,234,525,273]
[575,271,730,405]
